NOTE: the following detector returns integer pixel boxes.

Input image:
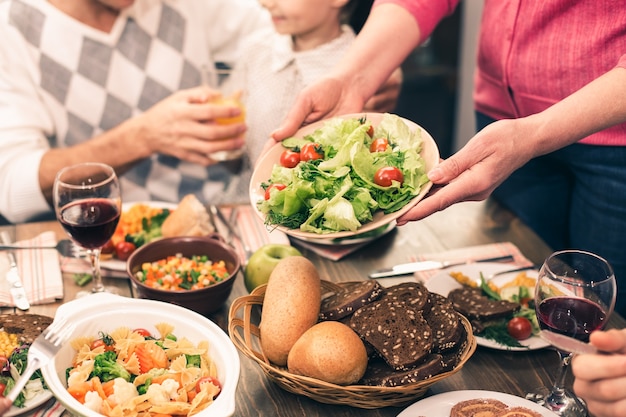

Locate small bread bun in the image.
[161,194,214,238]
[287,321,368,385]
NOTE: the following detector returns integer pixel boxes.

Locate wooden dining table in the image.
[1,198,624,417]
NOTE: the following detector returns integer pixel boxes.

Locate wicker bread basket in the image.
[228,280,477,409]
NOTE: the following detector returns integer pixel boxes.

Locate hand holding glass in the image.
[53,162,121,297]
[201,66,246,161]
[526,249,616,416]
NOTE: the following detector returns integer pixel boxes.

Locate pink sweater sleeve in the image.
[373,0,459,40]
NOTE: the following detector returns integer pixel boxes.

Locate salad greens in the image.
[258,114,430,234]
[0,344,47,408]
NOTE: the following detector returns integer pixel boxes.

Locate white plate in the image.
[426,263,549,351]
[100,201,177,272]
[5,390,53,417]
[396,390,559,417]
[249,113,440,241]
[290,222,396,246]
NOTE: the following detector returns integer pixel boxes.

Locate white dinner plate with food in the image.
[5,391,53,417]
[425,262,550,351]
[396,390,559,417]
[249,112,440,241]
[289,222,396,246]
[100,201,177,272]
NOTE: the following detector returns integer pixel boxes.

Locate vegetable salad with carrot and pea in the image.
[135,254,230,291]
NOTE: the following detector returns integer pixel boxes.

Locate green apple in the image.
[244,244,302,292]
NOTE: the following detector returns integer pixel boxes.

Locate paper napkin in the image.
[0,231,64,307]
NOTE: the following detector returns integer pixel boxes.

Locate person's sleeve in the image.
[0,23,54,223]
[373,0,459,41]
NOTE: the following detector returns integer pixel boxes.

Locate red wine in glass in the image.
[59,198,120,250]
[537,297,607,343]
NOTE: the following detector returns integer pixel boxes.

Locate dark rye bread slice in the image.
[447,287,520,321]
[350,300,433,370]
[319,280,383,320]
[379,282,431,311]
[0,313,53,344]
[359,353,443,387]
[424,292,462,352]
[440,323,468,372]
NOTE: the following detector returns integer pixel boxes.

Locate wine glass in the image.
[526,249,616,416]
[53,162,121,297]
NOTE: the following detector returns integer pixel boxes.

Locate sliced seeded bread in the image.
[350,300,433,370]
[320,280,383,321]
[447,287,519,321]
[0,313,53,344]
[359,354,443,387]
[424,292,462,352]
[379,282,431,311]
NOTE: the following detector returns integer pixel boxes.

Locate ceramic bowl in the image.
[41,293,240,417]
[126,234,241,315]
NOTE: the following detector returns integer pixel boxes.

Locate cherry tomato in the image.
[370,137,389,153]
[264,183,287,200]
[507,317,533,340]
[90,338,116,352]
[133,328,152,338]
[0,355,8,370]
[279,150,301,168]
[300,142,323,161]
[195,376,222,398]
[366,125,374,137]
[101,239,115,255]
[373,166,404,187]
[115,241,136,261]
[0,382,6,396]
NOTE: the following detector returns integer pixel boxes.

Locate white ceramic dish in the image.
[249,113,440,241]
[426,263,549,351]
[396,390,559,417]
[100,201,177,273]
[41,293,240,417]
[5,391,52,417]
[290,222,396,246]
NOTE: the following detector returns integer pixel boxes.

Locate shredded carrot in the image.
[135,254,230,291]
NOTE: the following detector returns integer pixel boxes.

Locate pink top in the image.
[374,0,626,145]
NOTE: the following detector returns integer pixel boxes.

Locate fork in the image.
[210,205,254,263]
[6,317,76,403]
[0,239,83,258]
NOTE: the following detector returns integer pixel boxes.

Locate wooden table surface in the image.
[2,199,624,417]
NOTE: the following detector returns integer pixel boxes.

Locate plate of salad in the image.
[99,201,176,272]
[2,344,52,417]
[250,113,440,240]
[426,263,550,351]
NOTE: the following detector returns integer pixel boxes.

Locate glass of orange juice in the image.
[201,65,246,161]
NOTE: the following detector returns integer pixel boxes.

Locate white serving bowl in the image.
[41,293,240,417]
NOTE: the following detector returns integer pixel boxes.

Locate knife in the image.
[1,232,30,310]
[368,254,515,279]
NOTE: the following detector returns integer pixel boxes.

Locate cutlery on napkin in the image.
[0,231,64,307]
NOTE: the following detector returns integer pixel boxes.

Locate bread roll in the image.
[287,321,368,385]
[161,194,214,238]
[260,256,320,366]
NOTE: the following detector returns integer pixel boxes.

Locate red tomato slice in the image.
[133,328,152,338]
[279,150,301,168]
[370,137,388,153]
[264,183,286,200]
[300,142,323,161]
[507,317,533,340]
[373,166,404,187]
[115,241,136,261]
